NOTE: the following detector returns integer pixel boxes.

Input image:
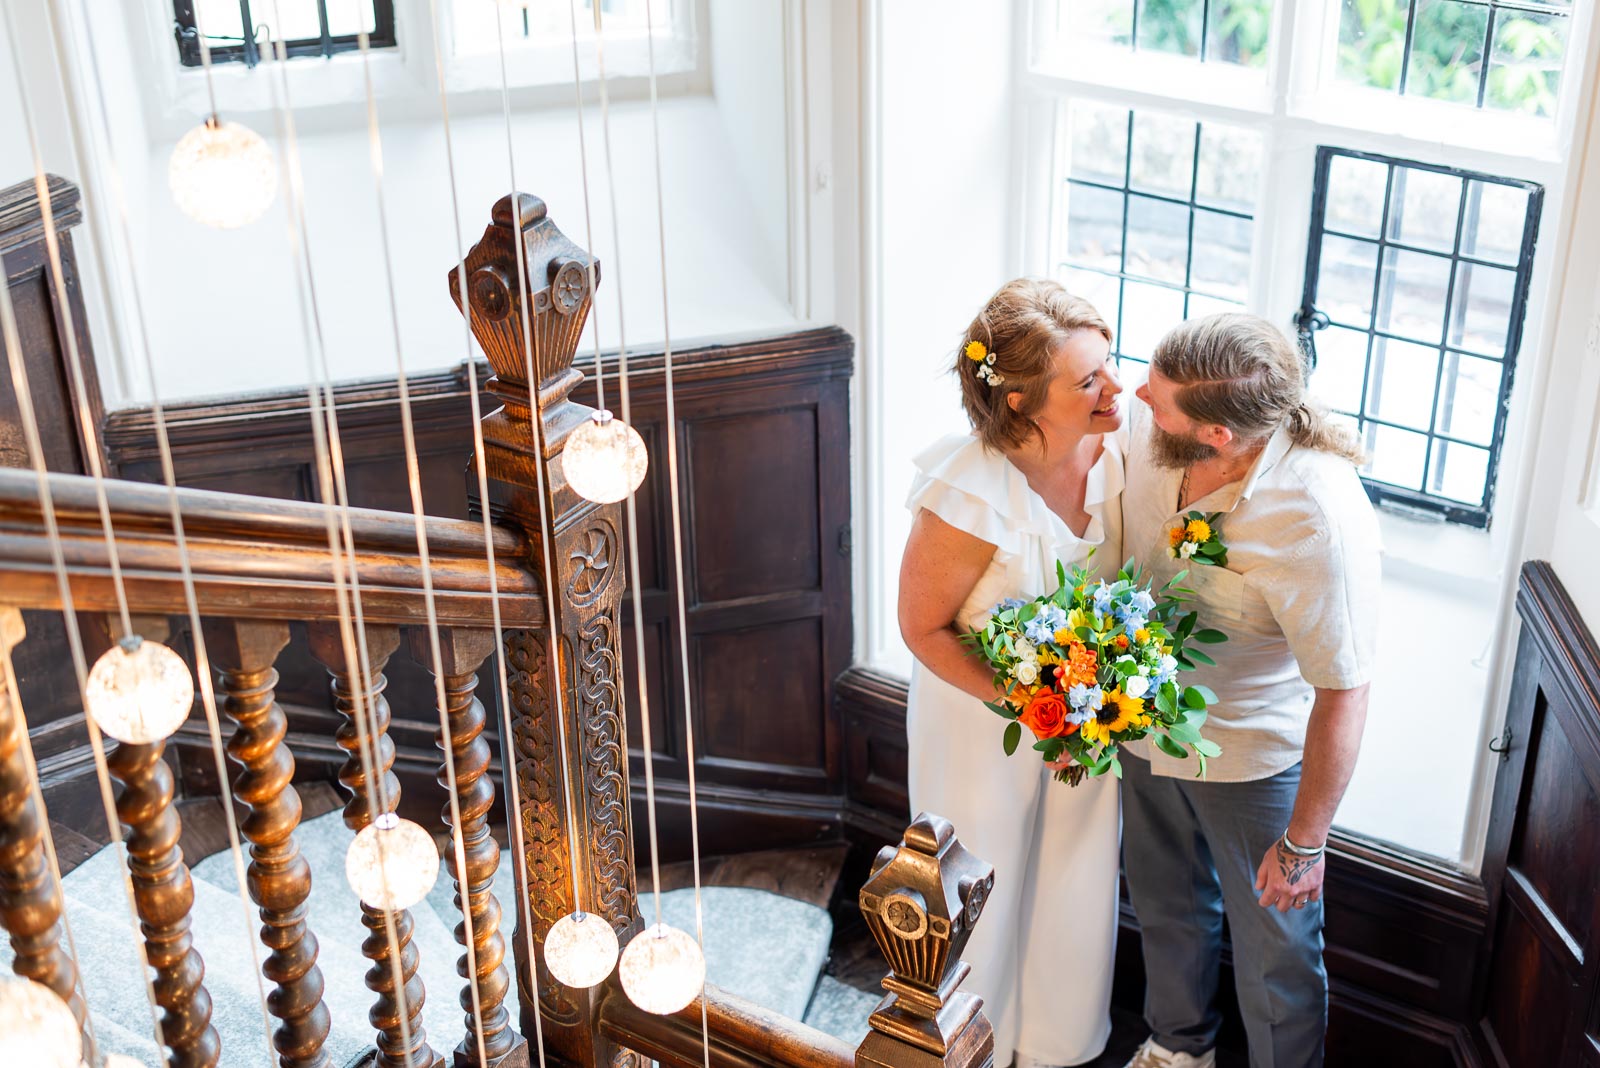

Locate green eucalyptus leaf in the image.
[1003,721,1022,756]
[1186,648,1217,666]
[1192,629,1229,644]
[1192,738,1222,758]
[985,700,1018,719]
[1153,732,1190,759]
[1168,722,1202,745]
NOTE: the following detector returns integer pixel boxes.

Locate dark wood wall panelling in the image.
[1470,561,1600,1068]
[0,176,116,826]
[102,328,856,856]
[835,665,1495,1067]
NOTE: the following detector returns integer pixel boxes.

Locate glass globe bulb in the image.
[0,976,81,1067]
[563,411,648,504]
[618,923,704,1015]
[85,636,194,745]
[544,910,619,988]
[168,117,277,230]
[345,813,440,911]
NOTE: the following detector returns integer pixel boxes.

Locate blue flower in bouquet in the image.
[990,597,1026,618]
[1119,613,1148,635]
[1066,682,1102,725]
[1023,603,1068,645]
[1152,654,1179,689]
[1091,582,1114,616]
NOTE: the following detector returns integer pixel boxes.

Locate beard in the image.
[1148,423,1218,468]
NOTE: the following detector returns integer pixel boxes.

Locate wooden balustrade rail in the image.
[0,468,543,627]
[598,983,855,1068]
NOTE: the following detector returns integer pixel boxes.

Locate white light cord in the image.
[491,1,598,953]
[642,3,711,1057]
[0,178,167,1064]
[588,0,667,933]
[565,0,606,416]
[260,4,421,1061]
[351,2,491,1061]
[63,0,283,1058]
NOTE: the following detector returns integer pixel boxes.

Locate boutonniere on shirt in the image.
[1168,511,1228,567]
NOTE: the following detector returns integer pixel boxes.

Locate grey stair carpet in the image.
[7,808,841,1065]
[802,976,880,1046]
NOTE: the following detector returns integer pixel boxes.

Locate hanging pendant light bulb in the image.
[345,812,440,911]
[618,923,705,1015]
[544,910,619,988]
[84,635,195,745]
[168,116,277,229]
[0,976,81,1067]
[563,409,648,504]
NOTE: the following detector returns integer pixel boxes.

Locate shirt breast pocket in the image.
[1183,563,1246,627]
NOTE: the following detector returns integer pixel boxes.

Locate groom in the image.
[1117,314,1381,1068]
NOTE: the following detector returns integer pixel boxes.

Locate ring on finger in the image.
[1293,896,1307,908]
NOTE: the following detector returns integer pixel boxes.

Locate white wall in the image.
[15,0,800,408]
[707,0,789,304]
[862,0,1020,674]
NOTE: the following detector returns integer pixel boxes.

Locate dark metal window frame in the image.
[1297,146,1542,529]
[172,0,396,68]
[1060,110,1255,366]
[1378,0,1572,111]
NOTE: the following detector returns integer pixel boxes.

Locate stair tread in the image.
[802,975,878,1046]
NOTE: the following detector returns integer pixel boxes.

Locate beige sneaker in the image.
[1122,1037,1217,1068]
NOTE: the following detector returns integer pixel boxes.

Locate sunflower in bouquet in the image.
[962,559,1226,784]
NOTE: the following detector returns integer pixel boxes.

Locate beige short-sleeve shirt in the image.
[1122,403,1381,782]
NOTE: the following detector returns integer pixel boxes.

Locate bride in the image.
[899,278,1125,1067]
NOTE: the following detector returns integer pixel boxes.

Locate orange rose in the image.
[1018,688,1075,740]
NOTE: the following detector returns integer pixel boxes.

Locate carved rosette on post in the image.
[449,194,637,1068]
[858,813,997,1068]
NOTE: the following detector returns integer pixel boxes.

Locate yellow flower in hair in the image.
[964,340,988,362]
[1186,518,1212,543]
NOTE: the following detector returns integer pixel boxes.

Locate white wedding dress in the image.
[904,430,1125,1068]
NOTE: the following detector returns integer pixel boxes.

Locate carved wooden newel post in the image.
[858,813,997,1068]
[450,194,637,1068]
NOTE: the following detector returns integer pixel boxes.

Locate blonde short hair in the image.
[956,278,1113,451]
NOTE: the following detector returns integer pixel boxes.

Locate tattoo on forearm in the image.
[1277,845,1322,886]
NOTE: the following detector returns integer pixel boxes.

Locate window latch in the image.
[1488,726,1514,760]
[1293,304,1330,371]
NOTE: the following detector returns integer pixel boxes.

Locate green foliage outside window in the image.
[1334,0,1565,116]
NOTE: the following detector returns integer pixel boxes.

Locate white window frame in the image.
[1019,0,1600,868]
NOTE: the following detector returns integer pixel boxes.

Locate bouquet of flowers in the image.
[962,559,1226,784]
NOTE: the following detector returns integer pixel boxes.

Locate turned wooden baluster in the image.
[205,618,332,1068]
[0,608,88,1053]
[101,616,222,1068]
[307,622,441,1068]
[409,627,526,1068]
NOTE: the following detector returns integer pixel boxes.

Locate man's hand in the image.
[1255,838,1325,912]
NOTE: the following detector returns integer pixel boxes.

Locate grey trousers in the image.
[1121,754,1327,1068]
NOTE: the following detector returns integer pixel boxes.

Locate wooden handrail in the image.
[0,468,543,626]
[598,982,856,1068]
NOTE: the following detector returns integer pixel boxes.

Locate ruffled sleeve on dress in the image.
[905,433,1076,563]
